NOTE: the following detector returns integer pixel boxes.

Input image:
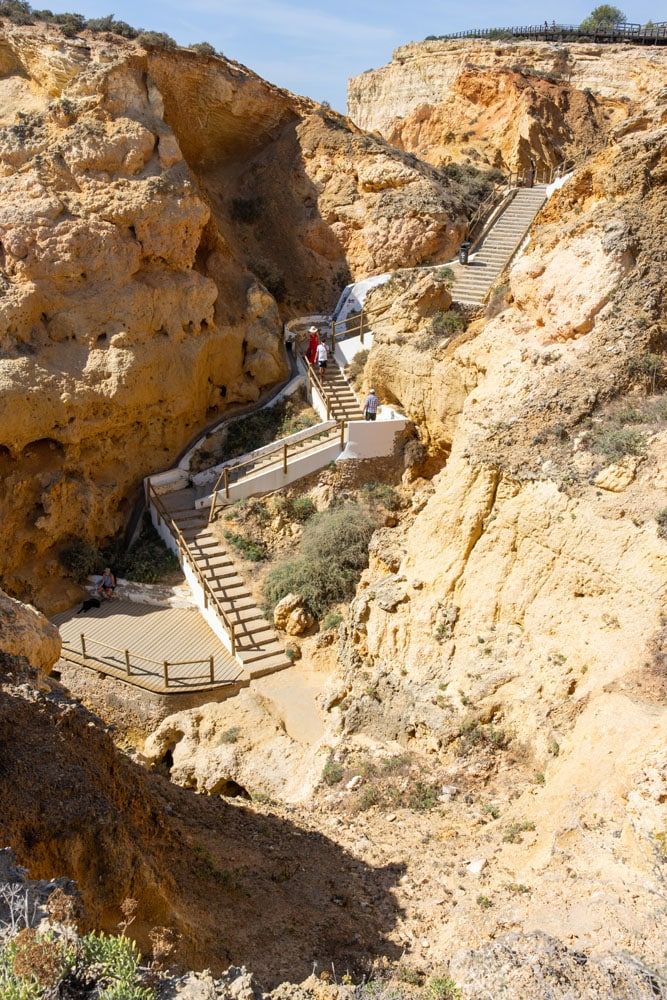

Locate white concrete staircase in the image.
[158,491,292,678]
[321,365,364,421]
[451,185,547,307]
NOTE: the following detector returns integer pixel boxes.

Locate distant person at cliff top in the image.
[306,326,319,364]
[97,568,116,600]
[363,389,379,421]
[315,340,328,375]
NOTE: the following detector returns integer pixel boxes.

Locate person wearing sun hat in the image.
[306,325,319,364]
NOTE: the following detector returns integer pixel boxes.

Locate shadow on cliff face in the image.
[0,655,404,985]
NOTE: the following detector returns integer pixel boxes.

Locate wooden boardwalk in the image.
[52,599,245,694]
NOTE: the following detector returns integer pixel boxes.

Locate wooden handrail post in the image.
[124,649,131,676]
[224,466,230,499]
[326,397,331,419]
[283,443,288,475]
[330,319,336,352]
[80,634,86,665]
[163,661,169,688]
[209,655,214,684]
[230,625,235,657]
[340,420,345,447]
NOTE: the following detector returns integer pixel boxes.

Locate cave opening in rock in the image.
[216,780,251,800]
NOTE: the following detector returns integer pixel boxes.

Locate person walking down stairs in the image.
[363,388,379,421]
[315,340,329,378]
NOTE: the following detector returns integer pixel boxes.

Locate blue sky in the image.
[49,1,659,109]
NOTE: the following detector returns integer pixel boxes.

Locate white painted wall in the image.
[191,420,337,487]
[339,414,408,461]
[195,436,343,508]
[334,331,375,368]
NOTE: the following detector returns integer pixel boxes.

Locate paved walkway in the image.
[52,599,243,693]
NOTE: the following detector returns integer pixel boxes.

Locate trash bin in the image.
[459,241,471,265]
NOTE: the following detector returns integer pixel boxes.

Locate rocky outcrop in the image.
[0,585,61,671]
[348,40,667,172]
[0,23,477,608]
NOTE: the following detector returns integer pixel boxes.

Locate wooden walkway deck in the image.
[52,599,245,694]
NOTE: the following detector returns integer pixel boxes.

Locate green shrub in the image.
[656,508,667,540]
[407,781,440,811]
[136,30,177,48]
[431,309,465,337]
[287,496,316,522]
[360,481,400,510]
[434,266,454,285]
[60,538,100,580]
[220,726,240,744]
[322,756,344,785]
[428,976,462,1000]
[102,522,181,585]
[224,531,269,562]
[628,351,665,390]
[589,425,646,461]
[502,819,536,844]
[321,612,343,632]
[263,504,375,618]
[190,41,216,55]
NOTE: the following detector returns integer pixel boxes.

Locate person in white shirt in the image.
[315,341,328,376]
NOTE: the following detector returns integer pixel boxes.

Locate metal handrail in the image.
[66,633,219,687]
[148,483,237,655]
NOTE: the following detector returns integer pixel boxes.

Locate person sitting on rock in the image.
[363,388,380,421]
[97,567,116,600]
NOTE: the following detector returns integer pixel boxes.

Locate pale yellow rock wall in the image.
[348,39,667,134]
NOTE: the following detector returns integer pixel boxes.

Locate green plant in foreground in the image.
[427,975,462,1000]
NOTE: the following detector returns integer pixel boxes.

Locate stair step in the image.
[245,655,292,679]
[237,640,286,664]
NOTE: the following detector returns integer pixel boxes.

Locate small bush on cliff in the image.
[589,425,646,461]
[431,309,466,337]
[263,504,375,617]
[190,41,216,56]
[136,30,177,49]
[346,348,369,390]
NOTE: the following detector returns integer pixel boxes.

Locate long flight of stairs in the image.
[451,185,548,307]
[159,492,292,679]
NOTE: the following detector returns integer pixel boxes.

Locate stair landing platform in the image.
[52,599,245,694]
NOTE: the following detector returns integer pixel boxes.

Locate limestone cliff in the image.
[0,23,479,608]
[329,83,667,967]
[348,40,667,173]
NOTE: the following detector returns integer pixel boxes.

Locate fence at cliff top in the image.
[428,21,667,44]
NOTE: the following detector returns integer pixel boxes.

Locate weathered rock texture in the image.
[0,23,478,608]
[349,40,667,173]
[0,590,401,983]
[332,88,667,969]
[0,585,61,670]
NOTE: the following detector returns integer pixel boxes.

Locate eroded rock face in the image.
[0,24,475,607]
[0,586,61,671]
[348,41,667,178]
[331,97,667,968]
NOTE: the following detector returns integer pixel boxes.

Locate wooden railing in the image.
[147,483,237,655]
[208,412,346,521]
[65,634,219,688]
[329,309,369,349]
